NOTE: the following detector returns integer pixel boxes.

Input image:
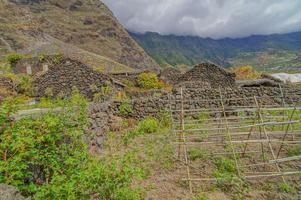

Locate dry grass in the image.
[230,65,262,80]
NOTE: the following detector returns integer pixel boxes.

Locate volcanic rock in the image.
[33,58,112,99]
[159,67,182,84]
[177,63,236,88]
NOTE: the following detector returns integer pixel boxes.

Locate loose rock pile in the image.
[0,77,17,92]
[159,67,182,84]
[176,63,236,88]
[0,77,17,100]
[33,58,111,99]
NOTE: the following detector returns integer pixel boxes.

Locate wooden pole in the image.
[219,88,241,177]
[277,107,297,158]
[242,114,257,157]
[254,96,286,183]
[180,87,193,194]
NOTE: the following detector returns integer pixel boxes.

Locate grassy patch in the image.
[6,52,24,64]
[118,99,133,117]
[278,183,296,193]
[188,148,208,161]
[287,145,301,156]
[213,157,248,200]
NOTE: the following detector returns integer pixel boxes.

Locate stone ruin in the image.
[159,67,182,84]
[176,63,236,88]
[0,77,17,100]
[33,58,113,99]
[11,56,53,76]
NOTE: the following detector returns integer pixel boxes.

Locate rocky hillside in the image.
[0,0,158,72]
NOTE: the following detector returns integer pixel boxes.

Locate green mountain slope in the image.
[0,0,158,72]
[130,31,301,72]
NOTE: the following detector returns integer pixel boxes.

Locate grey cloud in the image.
[102,0,301,39]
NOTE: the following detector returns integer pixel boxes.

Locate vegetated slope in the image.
[130,31,301,72]
[0,0,158,72]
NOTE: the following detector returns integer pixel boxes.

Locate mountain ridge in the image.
[130,31,301,72]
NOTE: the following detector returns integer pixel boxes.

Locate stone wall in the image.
[0,77,17,92]
[110,71,150,86]
[12,57,51,75]
[108,86,301,119]
[176,63,236,88]
[0,77,17,100]
[33,58,113,100]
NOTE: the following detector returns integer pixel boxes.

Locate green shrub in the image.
[18,75,33,96]
[118,100,133,116]
[6,53,24,64]
[122,79,135,88]
[137,117,159,134]
[122,117,159,145]
[93,86,111,101]
[0,94,142,199]
[38,53,46,62]
[52,53,63,64]
[44,87,53,98]
[137,72,160,89]
[214,157,237,175]
[157,111,172,128]
[279,183,296,193]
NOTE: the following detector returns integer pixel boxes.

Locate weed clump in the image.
[278,183,296,193]
[137,117,159,133]
[6,53,24,64]
[118,99,133,117]
[229,65,262,80]
[188,148,208,161]
[287,145,301,156]
[138,72,162,89]
[213,157,248,200]
[122,117,159,145]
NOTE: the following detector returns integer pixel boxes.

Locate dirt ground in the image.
[101,106,301,200]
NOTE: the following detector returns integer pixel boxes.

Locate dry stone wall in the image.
[33,58,112,100]
[176,63,236,88]
[107,86,301,119]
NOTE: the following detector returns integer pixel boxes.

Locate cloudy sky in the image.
[102,0,301,39]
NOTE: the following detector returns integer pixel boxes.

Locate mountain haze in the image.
[130,31,301,72]
[0,0,158,72]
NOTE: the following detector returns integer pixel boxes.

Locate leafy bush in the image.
[122,117,159,145]
[6,53,24,64]
[137,117,159,134]
[118,100,133,116]
[230,65,262,80]
[52,53,63,64]
[278,183,296,193]
[138,72,160,89]
[0,94,142,199]
[17,75,33,96]
[122,79,135,88]
[157,111,172,128]
[93,86,111,101]
[38,53,46,62]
